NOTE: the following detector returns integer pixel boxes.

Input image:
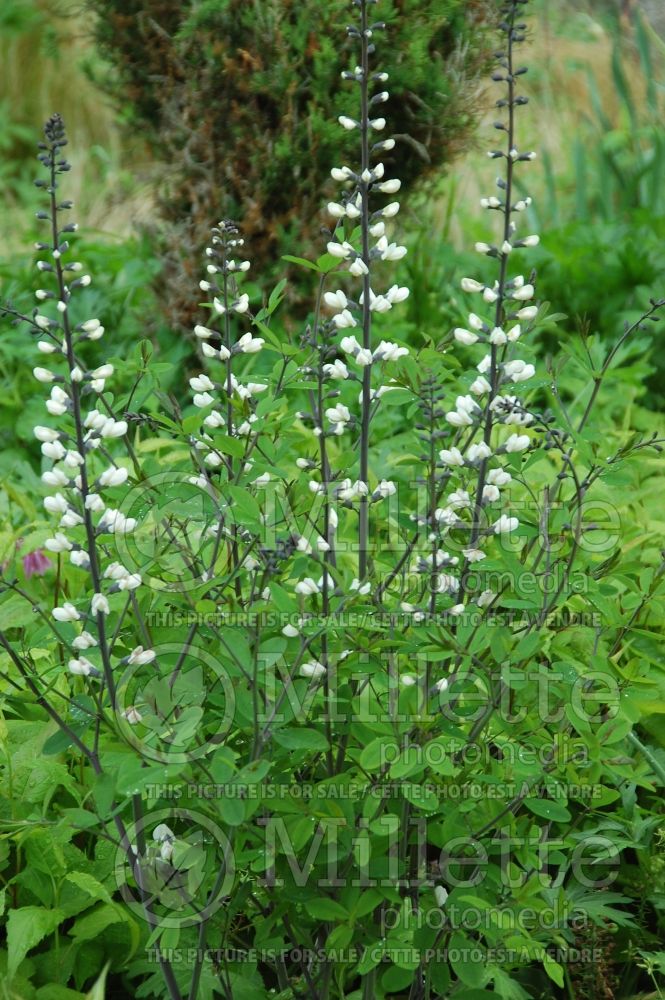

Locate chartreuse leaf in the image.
[7,906,66,979]
[543,954,565,988]
[85,963,111,1000]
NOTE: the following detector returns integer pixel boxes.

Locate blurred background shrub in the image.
[85,0,496,327]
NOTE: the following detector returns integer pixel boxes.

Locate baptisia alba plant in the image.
[1,2,665,999]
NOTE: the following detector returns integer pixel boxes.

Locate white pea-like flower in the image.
[194,325,214,339]
[190,374,215,393]
[323,359,349,381]
[99,419,128,439]
[376,178,401,195]
[435,886,449,908]
[45,533,73,553]
[42,441,66,461]
[504,433,531,453]
[454,328,479,346]
[477,590,496,608]
[374,479,396,499]
[324,290,349,311]
[53,602,80,622]
[331,165,354,181]
[91,593,110,616]
[68,657,99,677]
[128,646,156,665]
[382,202,401,219]
[487,468,512,487]
[72,631,97,650]
[447,489,471,510]
[385,284,409,304]
[327,240,354,260]
[375,236,407,261]
[373,340,408,362]
[327,202,346,219]
[193,392,215,408]
[494,515,519,534]
[98,466,129,488]
[44,493,69,515]
[512,283,535,301]
[326,404,351,426]
[470,376,492,395]
[332,309,357,330]
[300,661,326,680]
[236,333,264,354]
[42,469,69,487]
[439,447,464,467]
[34,425,60,443]
[295,578,320,596]
[349,257,370,277]
[467,442,492,463]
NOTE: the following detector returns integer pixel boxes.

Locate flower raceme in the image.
[22,115,153,690]
[403,0,542,619]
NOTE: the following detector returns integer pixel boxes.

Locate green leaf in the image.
[448,932,490,988]
[36,988,86,1000]
[0,594,36,631]
[65,872,113,905]
[282,254,320,272]
[272,728,329,751]
[85,963,111,1000]
[306,897,349,921]
[543,954,565,988]
[524,798,572,823]
[7,906,66,979]
[69,903,124,942]
[359,737,392,772]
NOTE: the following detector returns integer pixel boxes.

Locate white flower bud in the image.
[454,328,479,346]
[45,532,72,553]
[376,179,401,194]
[512,284,535,301]
[91,593,110,616]
[98,466,129,488]
[300,661,326,680]
[72,631,97,650]
[494,515,519,534]
[53,602,80,622]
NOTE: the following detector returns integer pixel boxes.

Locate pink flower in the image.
[23,549,53,579]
